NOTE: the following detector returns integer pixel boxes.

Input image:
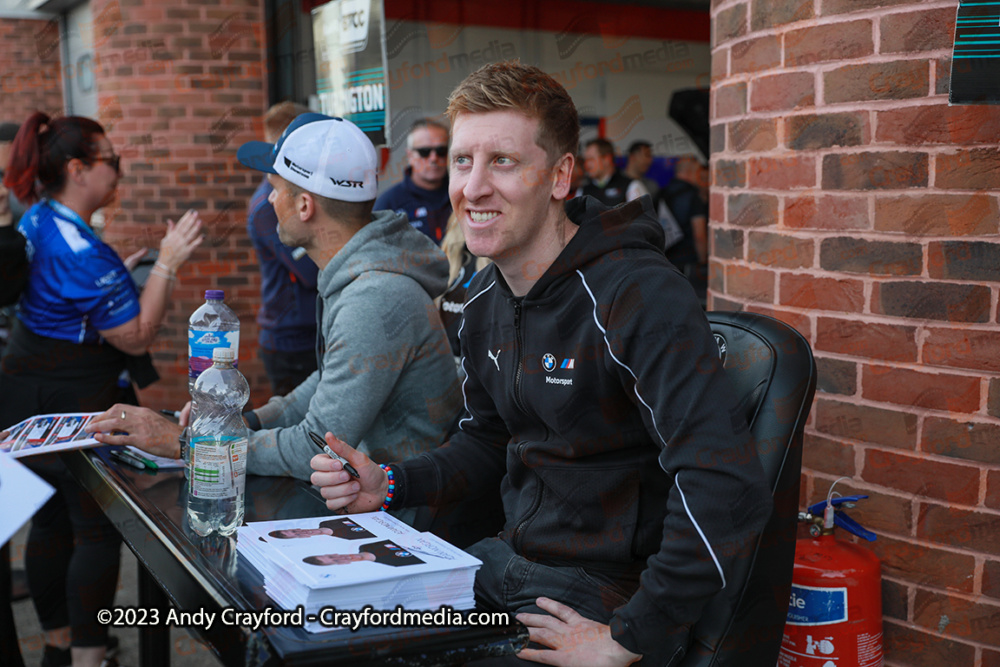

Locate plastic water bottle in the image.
[188,290,240,395]
[187,347,249,537]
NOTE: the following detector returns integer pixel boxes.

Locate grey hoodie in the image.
[246,209,462,480]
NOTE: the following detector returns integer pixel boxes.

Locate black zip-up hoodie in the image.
[393,196,772,663]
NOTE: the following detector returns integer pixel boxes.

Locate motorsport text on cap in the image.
[237,113,378,202]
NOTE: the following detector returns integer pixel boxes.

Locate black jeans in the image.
[465,537,639,665]
[468,537,634,620]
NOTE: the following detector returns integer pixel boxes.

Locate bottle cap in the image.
[212,347,235,363]
[205,289,225,300]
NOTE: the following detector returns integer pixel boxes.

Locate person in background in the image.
[374,119,452,244]
[695,158,710,203]
[623,140,659,199]
[436,213,491,360]
[566,155,585,200]
[577,137,649,206]
[248,102,319,397]
[1,121,28,359]
[0,122,28,227]
[310,61,770,666]
[0,112,202,667]
[655,154,708,305]
[0,171,27,308]
[0,122,28,667]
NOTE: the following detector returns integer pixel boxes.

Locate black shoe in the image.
[40,636,118,667]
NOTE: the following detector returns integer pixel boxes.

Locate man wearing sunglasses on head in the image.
[374,118,452,245]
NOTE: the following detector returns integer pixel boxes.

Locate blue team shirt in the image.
[17,199,140,344]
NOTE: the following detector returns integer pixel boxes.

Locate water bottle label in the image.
[188,328,240,379]
[190,435,247,499]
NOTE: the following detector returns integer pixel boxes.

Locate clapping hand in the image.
[157,209,204,272]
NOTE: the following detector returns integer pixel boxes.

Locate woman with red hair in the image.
[1,112,202,667]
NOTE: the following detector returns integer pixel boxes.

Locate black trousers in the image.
[465,537,641,665]
[1,542,25,667]
[23,455,121,647]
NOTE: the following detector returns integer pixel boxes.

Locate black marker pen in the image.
[308,431,360,478]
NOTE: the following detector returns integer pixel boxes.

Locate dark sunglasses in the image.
[91,154,122,172]
[413,145,447,159]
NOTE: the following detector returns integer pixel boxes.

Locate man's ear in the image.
[298,190,316,221]
[550,153,574,201]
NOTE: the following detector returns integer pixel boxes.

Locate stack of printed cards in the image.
[0,412,100,457]
[237,512,481,633]
[0,413,183,468]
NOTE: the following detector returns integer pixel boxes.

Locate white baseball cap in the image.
[237,113,378,202]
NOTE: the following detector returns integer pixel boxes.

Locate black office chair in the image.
[678,310,817,666]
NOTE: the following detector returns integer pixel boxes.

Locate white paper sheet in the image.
[0,452,55,546]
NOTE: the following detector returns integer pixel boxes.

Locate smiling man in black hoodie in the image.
[310,61,772,667]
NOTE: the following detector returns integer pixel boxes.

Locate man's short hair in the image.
[446,61,579,166]
[585,138,615,158]
[406,118,449,150]
[286,180,374,226]
[628,141,651,156]
[264,101,310,141]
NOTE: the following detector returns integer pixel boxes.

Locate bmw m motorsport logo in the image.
[542,353,557,372]
[541,353,574,386]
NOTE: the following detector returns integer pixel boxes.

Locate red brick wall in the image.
[710,0,1000,663]
[0,18,63,122]
[88,0,272,409]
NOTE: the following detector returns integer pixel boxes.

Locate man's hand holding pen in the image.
[309,432,387,514]
[308,431,360,478]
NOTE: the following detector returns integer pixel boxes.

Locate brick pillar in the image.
[710,0,1000,663]
[0,17,63,121]
[90,0,270,408]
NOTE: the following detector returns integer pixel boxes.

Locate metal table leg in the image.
[138,565,171,667]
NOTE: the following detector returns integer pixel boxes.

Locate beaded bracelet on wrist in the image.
[378,463,395,512]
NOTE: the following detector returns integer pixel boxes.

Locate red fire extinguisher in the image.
[778,490,883,667]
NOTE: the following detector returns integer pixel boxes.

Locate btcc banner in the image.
[950,0,1000,104]
[313,0,389,144]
